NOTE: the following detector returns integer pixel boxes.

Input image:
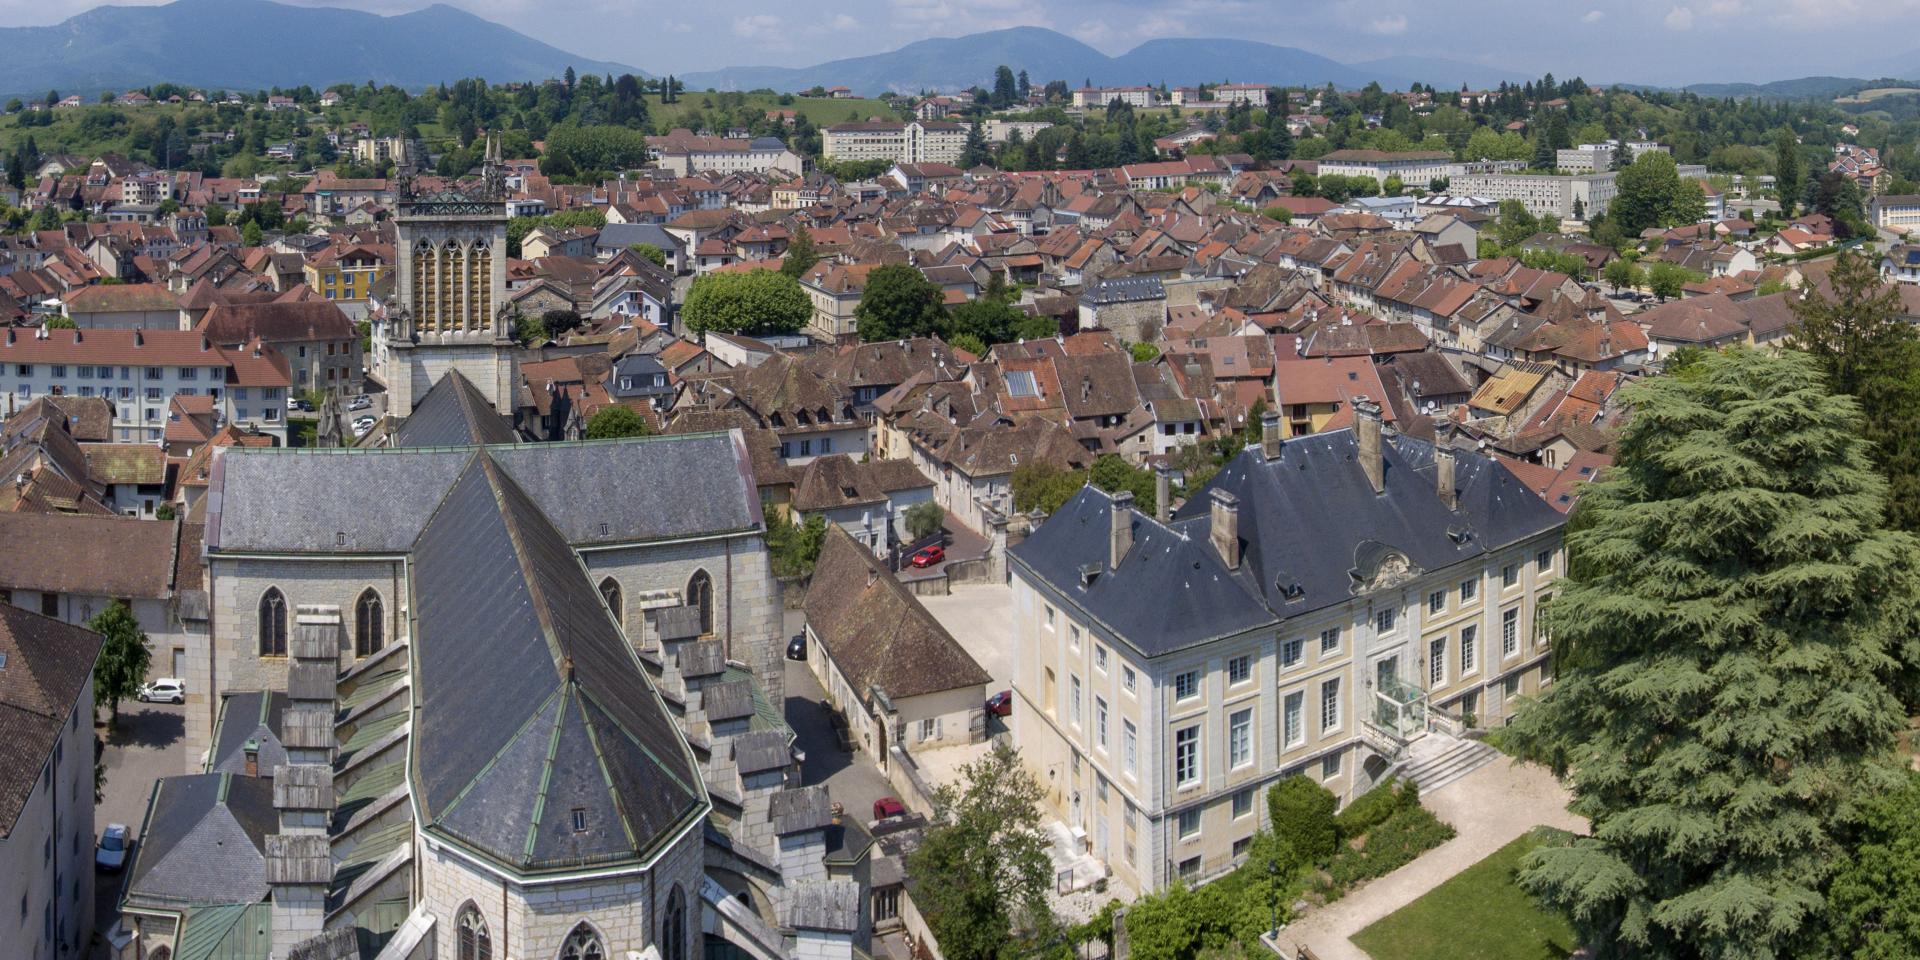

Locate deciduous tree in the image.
[681,269,810,337]
[89,601,151,728]
[855,264,945,341]
[908,743,1056,960]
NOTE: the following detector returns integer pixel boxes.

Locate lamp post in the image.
[1267,854,1282,937]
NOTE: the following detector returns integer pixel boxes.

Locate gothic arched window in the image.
[456,903,491,960]
[355,589,384,657]
[258,588,287,656]
[560,923,605,960]
[687,570,714,636]
[662,886,688,960]
[599,577,623,628]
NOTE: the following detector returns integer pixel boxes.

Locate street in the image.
[91,700,186,957]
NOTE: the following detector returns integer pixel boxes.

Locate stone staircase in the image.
[1400,734,1502,795]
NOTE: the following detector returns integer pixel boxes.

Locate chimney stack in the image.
[243,738,259,778]
[1154,466,1171,523]
[1261,410,1282,461]
[1354,396,1384,495]
[1109,490,1135,571]
[1433,417,1458,510]
[1208,489,1240,570]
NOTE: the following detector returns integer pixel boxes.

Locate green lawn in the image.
[1350,828,1576,960]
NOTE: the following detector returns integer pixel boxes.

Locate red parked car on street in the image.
[985,690,1013,716]
[909,545,945,568]
[873,797,907,820]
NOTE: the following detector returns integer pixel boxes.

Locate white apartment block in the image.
[1872,195,1920,235]
[1073,87,1162,110]
[822,121,967,165]
[1008,411,1566,893]
[1316,150,1466,188]
[0,327,291,442]
[1454,161,1707,221]
[1213,84,1269,106]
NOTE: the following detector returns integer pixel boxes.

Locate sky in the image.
[1,0,1916,85]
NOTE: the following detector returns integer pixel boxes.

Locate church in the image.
[118,146,863,960]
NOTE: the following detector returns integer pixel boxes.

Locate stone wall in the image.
[195,557,405,772]
[420,817,705,960]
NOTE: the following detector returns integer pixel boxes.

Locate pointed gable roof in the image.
[393,370,518,447]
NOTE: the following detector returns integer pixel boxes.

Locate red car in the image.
[873,797,907,820]
[910,545,945,568]
[985,690,1013,716]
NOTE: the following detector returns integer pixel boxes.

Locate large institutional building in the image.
[117,150,868,960]
[1008,408,1567,893]
[821,121,966,166]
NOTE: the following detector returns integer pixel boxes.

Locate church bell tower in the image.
[380,135,516,416]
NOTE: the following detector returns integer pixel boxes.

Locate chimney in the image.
[1208,489,1240,570]
[1355,396,1384,494]
[243,738,259,777]
[1109,490,1134,571]
[1261,410,1282,461]
[1154,465,1171,523]
[1433,417,1458,510]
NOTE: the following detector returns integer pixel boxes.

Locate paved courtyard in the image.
[917,581,1016,694]
[1272,756,1585,960]
[783,657,899,822]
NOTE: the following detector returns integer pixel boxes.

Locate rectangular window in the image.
[1123,666,1137,696]
[1284,690,1305,747]
[1174,725,1200,786]
[1536,549,1553,573]
[177,367,197,380]
[1460,578,1477,603]
[1095,697,1109,751]
[1044,605,1055,630]
[1228,708,1252,769]
[49,364,65,379]
[1375,608,1396,634]
[1178,856,1201,880]
[1070,674,1082,728]
[1174,670,1199,701]
[919,717,939,741]
[1502,608,1519,657]
[1320,626,1341,655]
[144,366,162,379]
[1504,673,1520,701]
[1227,654,1251,685]
[1320,678,1341,733]
[1123,719,1137,775]
[1321,751,1341,781]
[1502,563,1519,588]
[14,365,29,376]
[1462,625,1478,673]
[1430,637,1447,687]
[1095,645,1108,673]
[1429,590,1445,615]
[820,438,832,454]
[1232,787,1254,819]
[1177,808,1201,839]
[1281,637,1304,669]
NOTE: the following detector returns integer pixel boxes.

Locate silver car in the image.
[137,678,185,704]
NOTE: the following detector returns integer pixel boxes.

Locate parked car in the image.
[873,797,907,821]
[136,678,185,704]
[985,690,1013,717]
[95,824,129,872]
[286,396,309,411]
[909,545,945,568]
[347,395,373,411]
[352,416,376,435]
[786,634,807,661]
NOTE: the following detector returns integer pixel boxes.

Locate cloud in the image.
[732,12,783,39]
[1367,13,1408,34]
[1664,5,1695,29]
[830,13,858,29]
[1581,9,1605,22]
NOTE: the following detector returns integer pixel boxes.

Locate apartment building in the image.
[1453,162,1707,220]
[1073,87,1163,109]
[823,121,967,165]
[647,130,806,177]
[1871,194,1920,235]
[1554,140,1666,173]
[1213,84,1270,106]
[1316,150,1462,188]
[0,326,292,442]
[1007,408,1565,893]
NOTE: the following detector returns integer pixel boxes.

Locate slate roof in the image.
[391,369,518,446]
[804,527,990,703]
[1011,430,1566,656]
[409,451,706,874]
[206,431,760,555]
[0,606,102,838]
[125,773,276,907]
[208,691,289,777]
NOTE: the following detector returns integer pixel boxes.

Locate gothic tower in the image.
[379,135,516,416]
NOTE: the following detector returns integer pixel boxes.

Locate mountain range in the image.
[0,0,639,99]
[680,27,1534,96]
